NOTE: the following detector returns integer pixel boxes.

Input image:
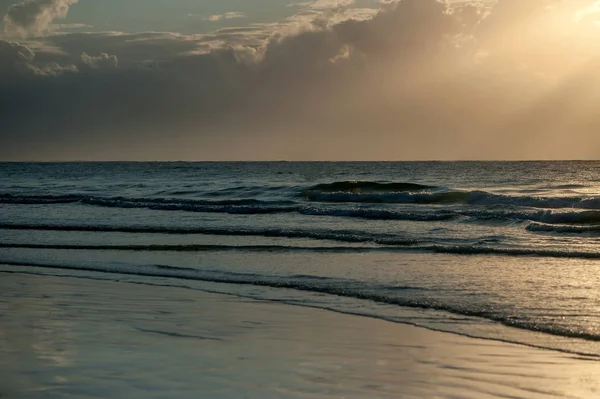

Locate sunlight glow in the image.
[576,1,600,22]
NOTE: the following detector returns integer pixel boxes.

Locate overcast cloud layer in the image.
[1,0,600,160]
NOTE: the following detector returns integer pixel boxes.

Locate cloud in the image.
[81,52,118,69]
[204,12,247,22]
[298,0,355,10]
[50,22,92,31]
[0,38,77,75]
[2,0,600,160]
[0,39,35,74]
[2,0,78,38]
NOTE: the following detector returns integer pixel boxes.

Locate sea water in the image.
[1,161,599,356]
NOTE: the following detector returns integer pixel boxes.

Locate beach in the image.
[1,271,599,399]
[4,0,600,394]
[3,161,600,397]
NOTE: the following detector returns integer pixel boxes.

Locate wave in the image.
[0,193,294,206]
[299,207,456,221]
[3,225,600,259]
[0,243,390,252]
[0,193,457,220]
[0,193,301,214]
[85,197,298,215]
[469,193,600,210]
[297,181,600,209]
[526,223,600,234]
[305,189,600,209]
[0,193,83,204]
[305,190,471,204]
[5,189,600,226]
[5,193,600,234]
[0,223,418,246]
[1,192,460,221]
[461,209,600,225]
[426,245,600,259]
[86,196,295,207]
[2,260,600,345]
[306,181,436,193]
[546,184,588,190]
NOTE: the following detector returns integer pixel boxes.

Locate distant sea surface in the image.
[1,162,600,355]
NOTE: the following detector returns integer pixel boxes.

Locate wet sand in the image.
[1,272,599,399]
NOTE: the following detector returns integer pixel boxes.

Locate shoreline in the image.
[2,263,598,359]
[2,271,600,398]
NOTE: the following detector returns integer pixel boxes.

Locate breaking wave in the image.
[304,188,600,209]
[5,191,600,226]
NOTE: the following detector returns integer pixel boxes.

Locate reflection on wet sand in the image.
[1,271,599,399]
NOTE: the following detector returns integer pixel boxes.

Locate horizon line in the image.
[1,159,599,163]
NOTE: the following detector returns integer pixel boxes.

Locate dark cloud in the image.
[2,0,600,160]
[0,38,34,74]
[0,38,77,75]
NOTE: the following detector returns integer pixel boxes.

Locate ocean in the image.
[1,161,600,357]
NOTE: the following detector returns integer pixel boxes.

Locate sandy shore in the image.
[1,271,599,399]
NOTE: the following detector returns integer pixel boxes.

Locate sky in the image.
[1,0,600,161]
